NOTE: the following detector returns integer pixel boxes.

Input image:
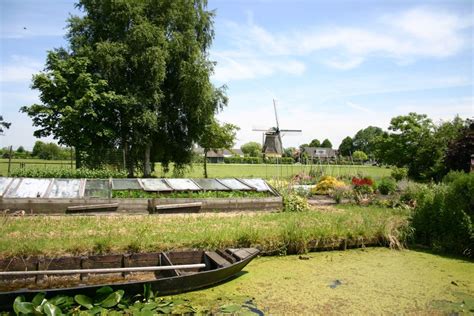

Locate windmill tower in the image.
[252,99,302,158]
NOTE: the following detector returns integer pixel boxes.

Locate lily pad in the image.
[98,290,124,308]
[75,294,94,309]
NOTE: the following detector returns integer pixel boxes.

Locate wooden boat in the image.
[0,248,259,310]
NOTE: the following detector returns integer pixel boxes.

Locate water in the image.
[175,248,474,314]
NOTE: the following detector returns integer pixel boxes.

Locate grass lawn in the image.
[0,159,72,176]
[0,159,391,179]
[0,205,409,257]
[156,162,391,179]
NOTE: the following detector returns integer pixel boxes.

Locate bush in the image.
[282,192,310,212]
[442,170,467,184]
[352,176,376,194]
[391,167,408,181]
[399,182,430,207]
[378,177,397,195]
[352,150,368,162]
[11,167,127,178]
[312,176,346,195]
[410,172,473,257]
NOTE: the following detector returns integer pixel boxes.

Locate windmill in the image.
[252,99,302,158]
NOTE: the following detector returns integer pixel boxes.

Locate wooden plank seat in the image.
[154,202,202,214]
[205,251,231,268]
[66,203,119,213]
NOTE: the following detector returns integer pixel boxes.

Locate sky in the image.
[1,0,473,150]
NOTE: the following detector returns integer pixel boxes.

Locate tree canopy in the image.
[199,119,239,177]
[338,136,353,156]
[352,126,383,157]
[321,139,332,148]
[0,116,11,134]
[375,113,465,180]
[22,0,223,177]
[241,142,262,157]
[444,119,473,173]
[308,139,320,147]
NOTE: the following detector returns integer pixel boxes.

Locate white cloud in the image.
[212,7,472,79]
[323,57,365,70]
[346,101,374,114]
[0,56,42,83]
[212,53,305,81]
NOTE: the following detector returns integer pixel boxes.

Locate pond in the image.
[174,248,473,314]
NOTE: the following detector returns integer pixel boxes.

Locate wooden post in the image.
[70,147,74,170]
[7,146,12,176]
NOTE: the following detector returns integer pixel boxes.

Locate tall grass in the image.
[0,205,410,257]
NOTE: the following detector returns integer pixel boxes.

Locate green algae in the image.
[174,248,474,314]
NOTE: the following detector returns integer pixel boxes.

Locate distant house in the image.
[223,149,244,157]
[194,147,244,163]
[302,147,338,161]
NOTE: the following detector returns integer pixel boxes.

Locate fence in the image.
[0,160,74,177]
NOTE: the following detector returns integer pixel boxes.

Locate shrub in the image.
[11,167,127,178]
[282,192,310,212]
[378,177,397,195]
[352,176,376,194]
[352,150,368,162]
[442,170,467,184]
[410,172,473,257]
[312,176,346,195]
[399,182,430,207]
[391,167,408,181]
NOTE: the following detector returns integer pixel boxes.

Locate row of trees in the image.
[22,0,232,177]
[338,113,472,181]
[300,138,333,150]
[1,142,73,160]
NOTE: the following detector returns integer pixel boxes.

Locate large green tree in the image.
[375,113,465,180]
[444,119,473,173]
[241,142,262,157]
[352,126,383,158]
[338,136,353,156]
[22,0,221,177]
[198,119,239,178]
[309,139,320,147]
[321,138,332,148]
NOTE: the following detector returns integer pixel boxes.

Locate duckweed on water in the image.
[178,248,474,314]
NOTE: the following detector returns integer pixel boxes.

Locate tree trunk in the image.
[124,140,134,178]
[75,148,82,169]
[203,150,208,178]
[144,143,152,178]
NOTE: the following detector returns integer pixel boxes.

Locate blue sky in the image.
[1,0,473,150]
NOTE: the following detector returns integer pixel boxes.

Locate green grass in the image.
[0,158,391,179]
[0,205,409,257]
[157,163,391,179]
[0,158,73,176]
